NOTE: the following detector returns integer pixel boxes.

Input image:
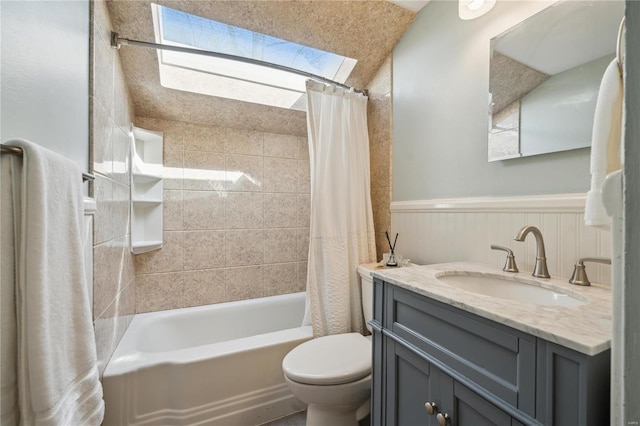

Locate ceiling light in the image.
[459,0,496,20]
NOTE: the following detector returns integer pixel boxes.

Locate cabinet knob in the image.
[437,412,450,426]
[424,402,438,415]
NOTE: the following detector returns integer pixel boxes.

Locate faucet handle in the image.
[569,257,611,286]
[491,245,519,273]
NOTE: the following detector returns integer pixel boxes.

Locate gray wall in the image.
[1,1,89,171]
[392,0,594,201]
[623,1,640,422]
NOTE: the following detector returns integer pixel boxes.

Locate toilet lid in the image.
[282,333,371,385]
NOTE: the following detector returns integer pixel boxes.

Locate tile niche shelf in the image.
[130,125,163,255]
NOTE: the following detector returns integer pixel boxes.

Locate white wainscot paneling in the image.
[390,194,612,285]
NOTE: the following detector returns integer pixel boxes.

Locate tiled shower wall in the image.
[133,117,310,313]
[90,0,136,374]
[366,55,393,260]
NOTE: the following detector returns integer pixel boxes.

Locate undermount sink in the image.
[436,273,586,307]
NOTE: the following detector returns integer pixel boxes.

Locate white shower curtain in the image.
[303,80,377,337]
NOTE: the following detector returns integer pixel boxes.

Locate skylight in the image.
[151,4,357,110]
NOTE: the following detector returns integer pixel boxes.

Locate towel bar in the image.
[0,143,95,182]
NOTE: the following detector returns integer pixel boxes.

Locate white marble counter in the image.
[372,262,611,356]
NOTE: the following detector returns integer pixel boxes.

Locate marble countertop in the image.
[372,262,612,356]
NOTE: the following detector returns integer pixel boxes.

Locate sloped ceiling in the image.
[106,0,416,136]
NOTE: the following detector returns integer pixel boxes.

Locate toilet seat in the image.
[282,333,371,386]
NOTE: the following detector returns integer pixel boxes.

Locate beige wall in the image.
[132,117,309,313]
[91,0,136,375]
[366,55,393,261]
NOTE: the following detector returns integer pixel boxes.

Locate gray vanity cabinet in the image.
[370,278,611,426]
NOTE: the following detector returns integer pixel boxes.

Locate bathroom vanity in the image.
[370,263,611,426]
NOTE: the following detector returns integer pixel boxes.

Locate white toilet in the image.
[282,264,378,426]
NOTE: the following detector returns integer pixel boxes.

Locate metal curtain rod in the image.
[0,144,95,182]
[110,32,366,95]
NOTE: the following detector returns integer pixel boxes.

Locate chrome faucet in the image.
[514,226,550,278]
[569,257,611,286]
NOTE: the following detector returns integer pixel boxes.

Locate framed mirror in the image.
[488,1,624,162]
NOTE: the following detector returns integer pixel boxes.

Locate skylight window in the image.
[151,4,357,110]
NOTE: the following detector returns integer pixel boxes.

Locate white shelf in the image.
[133,172,162,183]
[131,240,163,255]
[130,125,163,255]
[132,199,162,205]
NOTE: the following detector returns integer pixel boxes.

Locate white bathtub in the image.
[102,292,312,426]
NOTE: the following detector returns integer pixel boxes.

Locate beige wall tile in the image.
[163,149,184,190]
[226,230,264,267]
[136,272,183,313]
[296,228,310,262]
[264,157,297,193]
[296,262,308,292]
[183,190,225,230]
[297,159,311,194]
[93,174,113,245]
[93,240,118,318]
[264,193,298,228]
[298,137,310,160]
[112,181,130,238]
[371,185,391,234]
[114,54,132,133]
[225,266,264,301]
[225,128,263,155]
[370,137,391,188]
[184,150,226,191]
[226,192,263,229]
[264,263,298,296]
[298,194,310,228]
[91,100,113,176]
[92,23,114,114]
[184,124,225,153]
[183,230,225,271]
[135,117,185,154]
[182,269,226,307]
[264,132,298,159]
[264,228,298,264]
[163,190,184,231]
[92,0,112,42]
[135,231,183,274]
[127,120,315,313]
[112,127,130,186]
[225,154,263,192]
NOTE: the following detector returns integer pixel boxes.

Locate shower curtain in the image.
[303,80,377,337]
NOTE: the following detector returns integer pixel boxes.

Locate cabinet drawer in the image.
[386,285,536,415]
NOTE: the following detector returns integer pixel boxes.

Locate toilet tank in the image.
[358,263,382,333]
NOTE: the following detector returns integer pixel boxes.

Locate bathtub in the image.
[102,292,312,426]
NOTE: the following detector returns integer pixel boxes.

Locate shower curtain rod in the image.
[0,144,95,182]
[110,32,367,95]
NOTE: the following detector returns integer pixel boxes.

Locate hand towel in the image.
[584,58,623,230]
[6,139,104,426]
[1,156,20,425]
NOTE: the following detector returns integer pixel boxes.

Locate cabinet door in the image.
[439,375,523,426]
[385,338,439,426]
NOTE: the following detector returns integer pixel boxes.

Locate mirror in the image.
[488,1,624,162]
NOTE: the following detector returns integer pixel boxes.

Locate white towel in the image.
[584,59,623,230]
[6,139,104,425]
[1,156,20,425]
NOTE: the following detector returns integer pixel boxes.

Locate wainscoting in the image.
[390,194,612,286]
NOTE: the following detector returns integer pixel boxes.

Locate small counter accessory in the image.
[385,232,399,267]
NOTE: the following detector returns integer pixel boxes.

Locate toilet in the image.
[282,264,378,426]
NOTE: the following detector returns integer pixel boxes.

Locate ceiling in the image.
[106,0,417,136]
